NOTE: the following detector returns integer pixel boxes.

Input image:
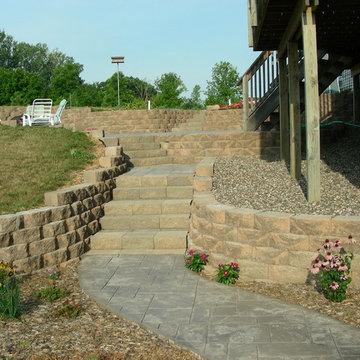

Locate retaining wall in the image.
[0,162,126,273]
[189,159,360,287]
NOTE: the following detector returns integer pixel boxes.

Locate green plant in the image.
[185,250,209,272]
[0,260,21,318]
[35,286,70,302]
[53,299,80,318]
[310,236,356,302]
[217,262,240,285]
[47,268,57,281]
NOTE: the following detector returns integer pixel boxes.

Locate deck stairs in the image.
[243,50,356,131]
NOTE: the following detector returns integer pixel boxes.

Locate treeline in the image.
[0,31,242,109]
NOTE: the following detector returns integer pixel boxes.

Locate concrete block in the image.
[254,211,292,233]
[140,187,167,199]
[268,232,310,251]
[161,199,191,214]
[225,208,259,229]
[13,255,41,273]
[43,248,68,267]
[193,177,212,192]
[50,205,72,222]
[20,208,52,227]
[71,201,86,215]
[90,231,125,250]
[154,230,187,249]
[290,214,333,236]
[116,176,141,188]
[65,215,83,231]
[29,237,56,256]
[0,244,28,262]
[82,197,96,210]
[255,247,290,265]
[105,146,123,157]
[331,215,360,237]
[76,225,91,241]
[141,176,167,187]
[42,220,67,238]
[166,186,193,199]
[93,194,105,206]
[113,188,140,200]
[160,214,189,230]
[56,231,78,248]
[99,156,124,168]
[87,220,100,235]
[68,241,84,259]
[90,206,102,219]
[0,232,11,248]
[12,227,41,245]
[121,231,155,250]
[195,159,215,177]
[0,214,23,233]
[268,264,307,284]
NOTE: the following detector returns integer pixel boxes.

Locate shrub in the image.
[53,299,81,318]
[35,286,70,302]
[185,250,209,272]
[217,263,240,285]
[0,260,21,318]
[310,236,356,302]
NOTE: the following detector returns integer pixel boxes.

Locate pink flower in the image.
[311,266,320,274]
[187,259,192,263]
[338,263,348,272]
[329,282,339,291]
[224,271,229,276]
[347,235,356,244]
[321,260,330,267]
[200,256,207,261]
[340,274,348,281]
[218,264,223,268]
[331,259,341,269]
[325,252,333,261]
[334,241,342,250]
[188,250,194,255]
[231,262,239,269]
[323,239,333,250]
[313,258,322,267]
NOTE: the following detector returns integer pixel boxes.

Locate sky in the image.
[0,0,260,97]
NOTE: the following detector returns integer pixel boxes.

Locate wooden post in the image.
[279,56,289,162]
[302,6,320,202]
[353,74,360,124]
[242,73,250,131]
[288,41,301,179]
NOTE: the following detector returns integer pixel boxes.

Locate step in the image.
[129,156,174,167]
[116,173,194,188]
[100,214,189,230]
[90,230,188,250]
[123,148,167,158]
[113,185,193,200]
[121,142,161,151]
[104,199,191,216]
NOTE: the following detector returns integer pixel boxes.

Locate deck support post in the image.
[288,41,301,179]
[302,6,321,202]
[242,73,250,131]
[353,74,360,124]
[279,56,289,162]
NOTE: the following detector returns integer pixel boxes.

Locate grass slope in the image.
[0,126,95,215]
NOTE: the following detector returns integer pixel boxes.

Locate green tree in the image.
[182,85,204,109]
[152,72,187,108]
[49,62,84,102]
[205,61,242,105]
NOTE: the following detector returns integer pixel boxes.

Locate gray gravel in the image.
[212,131,360,216]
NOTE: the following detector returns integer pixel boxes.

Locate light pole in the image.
[111,56,125,107]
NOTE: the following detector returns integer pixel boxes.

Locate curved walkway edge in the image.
[78,254,360,360]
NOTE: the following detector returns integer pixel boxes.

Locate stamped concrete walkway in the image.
[78,253,360,360]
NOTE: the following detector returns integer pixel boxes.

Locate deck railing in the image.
[241,50,279,130]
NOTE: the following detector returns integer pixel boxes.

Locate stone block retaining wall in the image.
[0,158,126,273]
[189,159,360,287]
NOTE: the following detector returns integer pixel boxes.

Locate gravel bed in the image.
[212,131,360,216]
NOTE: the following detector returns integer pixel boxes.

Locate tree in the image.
[49,62,84,102]
[152,72,187,108]
[182,85,204,109]
[205,61,242,105]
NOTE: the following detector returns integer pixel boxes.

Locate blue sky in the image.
[0,0,260,96]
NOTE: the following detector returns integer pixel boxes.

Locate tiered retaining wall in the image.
[189,159,360,287]
[0,162,126,273]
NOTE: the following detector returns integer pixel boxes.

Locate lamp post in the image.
[111,56,125,107]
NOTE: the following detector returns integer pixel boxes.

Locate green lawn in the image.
[0,126,96,215]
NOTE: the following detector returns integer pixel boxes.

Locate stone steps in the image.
[90,165,195,251]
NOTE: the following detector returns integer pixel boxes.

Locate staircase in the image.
[242,50,357,131]
[171,111,204,132]
[90,164,194,251]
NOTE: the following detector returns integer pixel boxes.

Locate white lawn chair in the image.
[22,98,53,126]
[49,99,67,126]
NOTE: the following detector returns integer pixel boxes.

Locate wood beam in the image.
[353,74,360,124]
[278,56,289,162]
[288,41,302,179]
[302,6,320,203]
[242,73,250,131]
[278,0,307,58]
